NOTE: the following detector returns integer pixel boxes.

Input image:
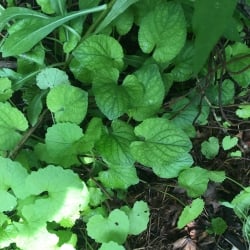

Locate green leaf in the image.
[153,153,193,178]
[222,136,238,150]
[0,7,48,32]
[113,8,134,35]
[122,201,150,235]
[178,167,209,197]
[47,84,88,124]
[77,117,103,154]
[0,77,13,102]
[138,2,186,63]
[36,0,55,14]
[99,241,125,250]
[208,217,227,235]
[17,44,45,75]
[98,164,139,189]
[96,120,136,165]
[206,80,235,105]
[0,102,28,151]
[231,187,250,219]
[177,198,204,229]
[0,157,28,202]
[35,123,83,167]
[71,34,124,82]
[208,171,226,183]
[0,190,17,212]
[93,70,144,119]
[22,165,89,226]
[226,43,250,87]
[128,64,165,121]
[170,42,194,82]
[27,91,45,126]
[36,68,70,89]
[88,187,106,207]
[201,137,219,159]
[95,0,138,34]
[230,150,242,158]
[192,0,237,73]
[130,118,192,176]
[60,18,83,53]
[10,222,59,250]
[167,97,198,137]
[0,5,107,57]
[236,105,250,119]
[178,167,225,198]
[87,209,129,244]
[93,69,129,120]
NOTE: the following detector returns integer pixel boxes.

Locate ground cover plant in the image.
[0,0,250,249]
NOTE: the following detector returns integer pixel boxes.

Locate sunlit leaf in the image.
[0,102,28,151]
[122,201,150,235]
[23,165,89,226]
[36,68,70,89]
[87,209,129,244]
[47,84,88,124]
[35,123,83,167]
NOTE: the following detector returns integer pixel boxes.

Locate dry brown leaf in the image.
[172,237,198,250]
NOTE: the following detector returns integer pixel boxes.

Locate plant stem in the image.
[8,109,48,160]
[226,176,245,190]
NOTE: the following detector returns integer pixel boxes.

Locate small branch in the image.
[8,109,48,160]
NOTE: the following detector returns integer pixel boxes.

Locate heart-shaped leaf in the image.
[35,123,83,167]
[138,2,186,63]
[47,84,88,124]
[36,68,70,89]
[87,209,129,244]
[96,120,136,166]
[178,167,225,198]
[122,201,150,235]
[201,137,219,159]
[130,118,192,176]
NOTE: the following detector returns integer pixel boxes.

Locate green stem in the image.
[8,109,48,160]
[151,186,186,207]
[226,176,245,190]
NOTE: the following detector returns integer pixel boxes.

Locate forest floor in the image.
[125,120,250,250]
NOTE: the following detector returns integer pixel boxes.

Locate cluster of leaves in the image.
[0,0,250,249]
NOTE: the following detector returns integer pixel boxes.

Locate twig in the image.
[8,109,48,160]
